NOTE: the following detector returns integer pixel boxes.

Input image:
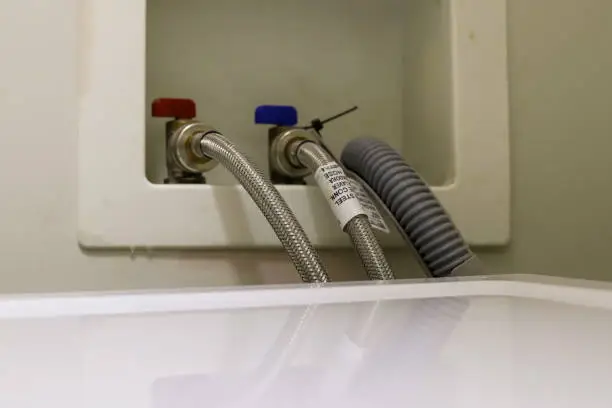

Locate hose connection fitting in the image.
[169,121,218,174]
[269,128,321,178]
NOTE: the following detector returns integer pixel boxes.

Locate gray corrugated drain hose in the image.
[341,138,476,278]
[295,141,395,281]
[199,133,330,283]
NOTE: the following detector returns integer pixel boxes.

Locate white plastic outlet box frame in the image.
[78,0,509,248]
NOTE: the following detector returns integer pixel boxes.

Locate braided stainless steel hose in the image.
[198,133,330,283]
[295,141,395,281]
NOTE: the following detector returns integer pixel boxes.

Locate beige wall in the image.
[0,0,609,294]
[477,0,612,280]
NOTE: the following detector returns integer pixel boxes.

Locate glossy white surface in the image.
[1,275,612,407]
[78,0,509,248]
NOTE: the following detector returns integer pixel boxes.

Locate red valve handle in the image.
[151,98,196,119]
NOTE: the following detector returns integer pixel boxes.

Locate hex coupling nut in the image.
[270,128,320,178]
[168,121,219,174]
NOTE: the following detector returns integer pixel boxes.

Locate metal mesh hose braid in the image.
[341,137,475,278]
[199,133,329,283]
[344,215,395,280]
[295,141,395,281]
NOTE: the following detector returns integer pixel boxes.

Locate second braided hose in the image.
[200,133,330,283]
[296,141,395,280]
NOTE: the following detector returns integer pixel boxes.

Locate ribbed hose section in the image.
[199,133,329,283]
[341,138,474,278]
[295,141,395,281]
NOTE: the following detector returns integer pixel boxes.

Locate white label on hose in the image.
[348,179,390,234]
[313,163,366,230]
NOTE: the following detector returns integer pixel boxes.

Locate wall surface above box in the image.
[78,0,509,248]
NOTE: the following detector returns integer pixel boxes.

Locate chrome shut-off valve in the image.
[255,104,358,185]
[151,98,218,184]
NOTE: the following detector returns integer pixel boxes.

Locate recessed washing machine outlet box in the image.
[78,0,509,248]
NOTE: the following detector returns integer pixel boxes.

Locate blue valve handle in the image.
[255,105,298,127]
